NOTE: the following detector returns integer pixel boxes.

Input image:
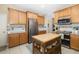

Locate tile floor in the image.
[0,43,79,54]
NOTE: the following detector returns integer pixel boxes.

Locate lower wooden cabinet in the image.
[8,32,28,48]
[38,30,46,35]
[70,34,79,50]
[19,32,28,44]
[8,33,19,48]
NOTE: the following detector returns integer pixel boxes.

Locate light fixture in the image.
[40,4,46,8]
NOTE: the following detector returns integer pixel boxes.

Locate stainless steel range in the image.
[59,31,72,48]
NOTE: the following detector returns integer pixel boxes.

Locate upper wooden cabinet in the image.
[55,8,71,19]
[8,8,27,24]
[60,8,71,17]
[71,5,79,23]
[54,12,59,23]
[9,8,45,25]
[54,8,71,19]
[9,8,19,24]
[27,12,37,19]
[37,15,45,25]
[26,11,45,25]
[54,5,79,24]
[19,11,26,24]
[58,11,63,17]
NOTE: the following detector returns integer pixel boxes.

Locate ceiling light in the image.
[40,4,46,8]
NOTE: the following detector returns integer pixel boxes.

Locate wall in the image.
[0,5,8,47]
[45,14,53,33]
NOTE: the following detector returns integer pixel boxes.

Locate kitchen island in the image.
[32,33,61,54]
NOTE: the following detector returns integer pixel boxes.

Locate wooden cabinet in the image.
[66,8,71,16]
[54,5,79,24]
[19,32,28,44]
[71,5,79,23]
[62,8,71,16]
[8,32,28,48]
[8,33,19,48]
[37,15,44,25]
[58,11,63,17]
[26,11,45,24]
[9,8,19,24]
[26,11,38,25]
[54,7,71,24]
[70,34,79,50]
[19,11,26,24]
[27,12,37,19]
[32,33,61,54]
[38,30,46,35]
[8,8,27,24]
[54,12,59,23]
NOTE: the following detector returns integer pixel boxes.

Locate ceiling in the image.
[7,4,74,18]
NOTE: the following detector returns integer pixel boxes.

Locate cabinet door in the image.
[59,11,63,17]
[37,16,44,25]
[71,5,79,23]
[63,8,71,16]
[58,8,71,18]
[66,8,71,16]
[19,32,28,44]
[54,12,59,24]
[9,8,19,24]
[8,33,19,48]
[70,34,79,50]
[27,12,37,19]
[19,12,26,24]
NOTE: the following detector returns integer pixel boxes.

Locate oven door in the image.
[62,34,70,48]
[64,34,70,40]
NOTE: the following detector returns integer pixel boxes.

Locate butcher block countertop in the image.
[32,33,61,43]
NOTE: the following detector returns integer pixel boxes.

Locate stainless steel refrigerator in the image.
[28,18,38,43]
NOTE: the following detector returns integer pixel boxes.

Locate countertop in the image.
[32,33,61,43]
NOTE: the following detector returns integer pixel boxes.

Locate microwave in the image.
[58,18,71,25]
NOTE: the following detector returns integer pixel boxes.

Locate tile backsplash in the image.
[58,24,79,32]
[7,25,25,31]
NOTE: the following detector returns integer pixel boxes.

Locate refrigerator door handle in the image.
[29,29,31,34]
[29,29,31,32]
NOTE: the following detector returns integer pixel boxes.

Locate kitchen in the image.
[0,4,79,54]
